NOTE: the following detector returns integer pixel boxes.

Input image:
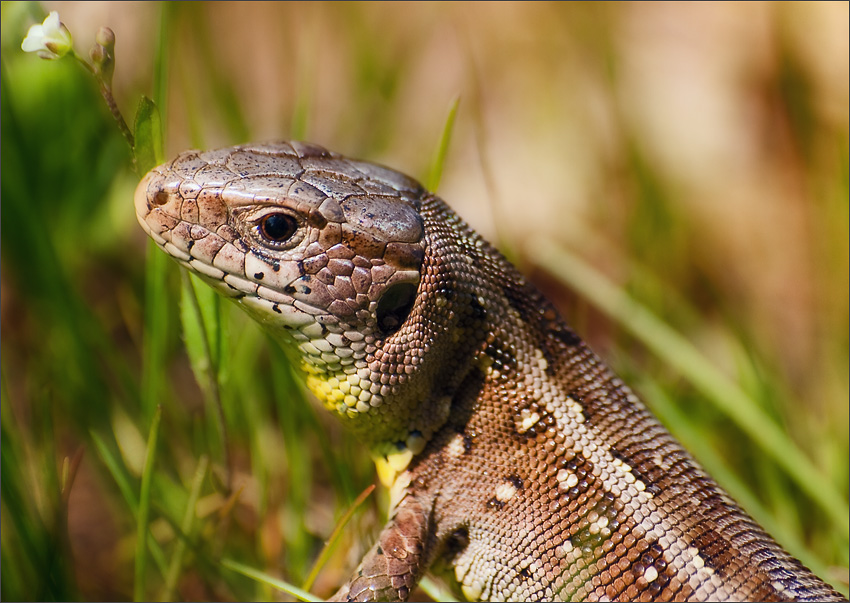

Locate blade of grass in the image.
[140,239,171,428]
[529,238,850,537]
[136,92,168,431]
[89,430,169,577]
[221,558,320,603]
[90,431,140,521]
[419,576,459,602]
[302,483,375,592]
[270,343,357,502]
[138,4,169,423]
[181,272,230,488]
[425,95,460,192]
[134,405,162,602]
[133,96,163,176]
[1,372,67,601]
[162,455,209,601]
[262,339,315,581]
[153,2,172,147]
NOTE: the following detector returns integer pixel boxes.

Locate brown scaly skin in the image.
[135,141,845,602]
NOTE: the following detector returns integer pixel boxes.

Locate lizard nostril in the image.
[151,189,169,207]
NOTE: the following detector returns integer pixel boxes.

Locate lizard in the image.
[134,140,845,602]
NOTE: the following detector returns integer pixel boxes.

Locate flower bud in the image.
[90,27,116,85]
[96,27,115,50]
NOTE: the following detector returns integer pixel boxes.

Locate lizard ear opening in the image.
[376,282,417,336]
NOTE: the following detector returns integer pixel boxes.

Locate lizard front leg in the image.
[331,493,431,602]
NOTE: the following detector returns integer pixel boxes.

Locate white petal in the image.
[42,11,61,35]
[21,24,46,52]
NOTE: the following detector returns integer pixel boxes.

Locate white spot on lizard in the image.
[447,433,467,457]
[518,408,540,433]
[495,481,518,502]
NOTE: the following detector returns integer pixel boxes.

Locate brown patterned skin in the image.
[135,141,844,602]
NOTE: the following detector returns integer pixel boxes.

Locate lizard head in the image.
[134,141,472,459]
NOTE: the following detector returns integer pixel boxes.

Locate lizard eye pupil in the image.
[376,282,417,336]
[260,213,298,243]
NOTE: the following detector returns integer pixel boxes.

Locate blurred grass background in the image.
[1,1,847,601]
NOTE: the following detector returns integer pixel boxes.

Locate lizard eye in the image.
[259,213,298,245]
[376,282,417,336]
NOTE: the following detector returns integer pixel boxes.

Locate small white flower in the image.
[21,11,73,60]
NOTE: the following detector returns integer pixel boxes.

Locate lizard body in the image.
[135,141,844,602]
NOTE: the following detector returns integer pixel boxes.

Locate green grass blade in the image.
[141,240,172,428]
[419,576,459,602]
[530,238,850,537]
[153,2,172,146]
[133,96,163,176]
[221,558,321,602]
[425,96,460,192]
[181,272,230,483]
[1,372,74,601]
[90,430,139,515]
[90,430,169,578]
[134,405,162,602]
[302,483,375,592]
[162,455,209,601]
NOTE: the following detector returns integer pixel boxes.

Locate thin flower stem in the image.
[99,82,134,147]
[70,49,134,148]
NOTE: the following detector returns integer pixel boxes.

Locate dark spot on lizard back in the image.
[501,277,582,377]
[507,475,524,490]
[487,497,505,510]
[690,528,730,574]
[468,294,487,320]
[501,278,535,322]
[609,448,662,497]
[484,340,517,375]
